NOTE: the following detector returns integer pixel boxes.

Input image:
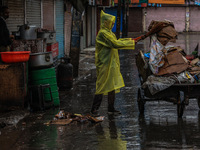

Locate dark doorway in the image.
[128,7,143,32]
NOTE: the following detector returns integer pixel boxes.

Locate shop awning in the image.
[130,0,148,7]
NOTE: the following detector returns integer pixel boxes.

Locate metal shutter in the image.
[146,7,185,32]
[26,0,41,27]
[64,2,72,55]
[56,0,64,58]
[128,7,143,32]
[4,0,24,33]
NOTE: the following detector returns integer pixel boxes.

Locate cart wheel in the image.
[177,91,185,118]
[197,98,200,109]
[177,103,185,118]
[137,88,145,114]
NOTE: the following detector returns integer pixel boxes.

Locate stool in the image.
[29,84,54,111]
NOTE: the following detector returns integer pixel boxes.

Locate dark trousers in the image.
[91,90,115,112]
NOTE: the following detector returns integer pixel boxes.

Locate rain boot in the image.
[91,94,103,117]
[108,90,121,115]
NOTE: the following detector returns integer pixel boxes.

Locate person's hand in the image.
[132,35,147,44]
[132,38,139,44]
[10,35,15,41]
[133,39,138,44]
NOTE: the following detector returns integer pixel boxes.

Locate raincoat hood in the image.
[100,10,115,30]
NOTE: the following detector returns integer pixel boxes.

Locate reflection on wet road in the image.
[0,33,200,150]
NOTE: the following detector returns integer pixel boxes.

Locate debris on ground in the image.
[44,110,104,125]
[0,110,29,129]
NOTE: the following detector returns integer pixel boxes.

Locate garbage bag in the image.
[149,35,165,74]
[142,75,176,95]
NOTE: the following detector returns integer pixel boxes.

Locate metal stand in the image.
[29,84,53,111]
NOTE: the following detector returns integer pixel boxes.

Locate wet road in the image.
[0,33,200,150]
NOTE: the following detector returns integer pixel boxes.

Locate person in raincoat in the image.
[91,10,137,116]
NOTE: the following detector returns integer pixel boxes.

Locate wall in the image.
[91,7,96,46]
[87,6,92,47]
[83,11,86,49]
[65,2,72,56]
[97,7,102,33]
[145,7,185,32]
[43,0,54,31]
[189,6,200,32]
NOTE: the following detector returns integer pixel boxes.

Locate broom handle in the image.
[133,34,147,42]
[134,22,167,42]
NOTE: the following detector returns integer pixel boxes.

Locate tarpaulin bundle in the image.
[133,20,176,43]
[148,20,178,45]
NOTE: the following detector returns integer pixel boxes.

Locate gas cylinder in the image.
[57,57,73,90]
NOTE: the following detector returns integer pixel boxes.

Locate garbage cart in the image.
[136,50,200,118]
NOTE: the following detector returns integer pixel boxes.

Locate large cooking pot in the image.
[19,24,37,40]
[29,52,53,68]
[37,31,56,44]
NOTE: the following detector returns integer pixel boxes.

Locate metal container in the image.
[57,57,73,90]
[30,67,60,107]
[19,24,37,40]
[37,31,56,44]
[29,52,53,68]
[12,38,46,53]
[12,31,20,40]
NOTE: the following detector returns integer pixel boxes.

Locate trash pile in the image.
[45,110,104,125]
[137,20,200,95]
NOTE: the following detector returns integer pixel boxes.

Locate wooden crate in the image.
[136,51,152,83]
[0,63,28,111]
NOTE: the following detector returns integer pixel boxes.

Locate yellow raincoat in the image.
[95,10,135,95]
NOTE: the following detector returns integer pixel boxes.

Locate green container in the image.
[30,67,60,107]
[43,84,58,93]
[31,67,56,80]
[50,98,59,106]
[32,78,57,85]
